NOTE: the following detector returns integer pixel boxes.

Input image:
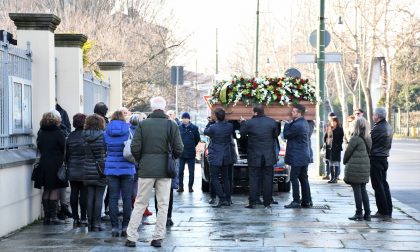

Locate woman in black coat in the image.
[66,113,88,227]
[325,117,344,183]
[204,108,234,208]
[82,114,107,231]
[36,111,68,225]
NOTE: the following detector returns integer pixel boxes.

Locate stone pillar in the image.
[55,34,87,124]
[97,61,124,113]
[9,13,60,134]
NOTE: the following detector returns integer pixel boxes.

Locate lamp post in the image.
[316,0,326,176]
[255,0,260,77]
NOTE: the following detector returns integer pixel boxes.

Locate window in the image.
[9,76,32,134]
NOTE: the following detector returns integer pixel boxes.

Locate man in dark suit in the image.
[283,104,312,208]
[240,104,280,209]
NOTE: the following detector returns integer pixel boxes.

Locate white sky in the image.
[164,0,294,75]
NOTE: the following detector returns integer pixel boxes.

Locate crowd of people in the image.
[32,96,394,248]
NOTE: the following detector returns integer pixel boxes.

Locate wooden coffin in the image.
[210,101,316,121]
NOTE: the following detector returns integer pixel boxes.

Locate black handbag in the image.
[57,140,68,182]
[166,120,177,179]
[85,141,106,178]
[31,148,40,181]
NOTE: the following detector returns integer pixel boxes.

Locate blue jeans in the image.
[178,158,195,189]
[107,175,134,231]
[290,165,311,204]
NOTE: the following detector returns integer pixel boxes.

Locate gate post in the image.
[97,61,124,113]
[55,33,87,120]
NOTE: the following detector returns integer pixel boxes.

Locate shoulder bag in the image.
[166,120,177,179]
[85,141,106,178]
[57,139,68,182]
[123,129,136,163]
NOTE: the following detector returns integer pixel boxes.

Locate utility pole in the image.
[216,28,219,75]
[255,0,260,77]
[316,0,326,176]
[195,59,198,125]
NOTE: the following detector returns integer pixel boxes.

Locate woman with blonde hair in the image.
[344,117,372,221]
[36,110,68,225]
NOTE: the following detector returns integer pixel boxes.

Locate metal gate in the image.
[83,72,110,114]
[0,31,32,149]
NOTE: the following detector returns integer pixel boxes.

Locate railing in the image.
[0,31,32,150]
[83,72,110,114]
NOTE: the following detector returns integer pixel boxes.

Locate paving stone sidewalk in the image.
[1,165,420,251]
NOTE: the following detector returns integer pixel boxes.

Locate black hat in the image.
[181,112,190,119]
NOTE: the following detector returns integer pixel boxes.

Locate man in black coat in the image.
[370,107,393,220]
[240,104,280,209]
[283,104,312,208]
[177,112,201,192]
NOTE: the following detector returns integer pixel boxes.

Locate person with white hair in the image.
[125,96,184,248]
[370,107,393,221]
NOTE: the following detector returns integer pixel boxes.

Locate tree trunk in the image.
[333,64,349,131]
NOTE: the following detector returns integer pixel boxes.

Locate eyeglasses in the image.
[355,113,361,115]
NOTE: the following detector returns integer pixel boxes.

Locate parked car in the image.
[201,121,291,193]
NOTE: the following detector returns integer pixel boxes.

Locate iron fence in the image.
[0,31,32,150]
[83,72,110,114]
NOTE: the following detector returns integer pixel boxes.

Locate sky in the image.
[163,0,294,76]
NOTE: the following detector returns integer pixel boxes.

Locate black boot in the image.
[42,199,50,225]
[364,211,371,221]
[60,203,73,218]
[348,211,363,221]
[49,200,65,225]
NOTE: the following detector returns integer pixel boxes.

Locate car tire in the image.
[278,181,291,192]
[201,178,210,192]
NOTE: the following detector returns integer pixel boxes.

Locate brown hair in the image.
[111,110,126,121]
[73,113,87,129]
[293,104,306,115]
[40,111,61,127]
[84,114,105,130]
[330,117,341,128]
[347,115,356,122]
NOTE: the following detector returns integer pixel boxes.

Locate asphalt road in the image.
[387,138,420,211]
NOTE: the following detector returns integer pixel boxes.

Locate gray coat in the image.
[343,135,372,184]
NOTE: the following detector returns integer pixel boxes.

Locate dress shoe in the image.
[121,231,127,237]
[213,200,230,208]
[301,202,312,208]
[271,200,279,205]
[284,201,302,209]
[245,204,256,209]
[371,212,391,220]
[73,219,81,227]
[328,178,337,183]
[348,213,363,221]
[112,231,120,237]
[166,218,174,227]
[90,226,104,232]
[151,239,162,247]
[208,198,216,204]
[189,187,194,192]
[125,240,136,247]
[364,213,371,221]
[322,175,330,180]
[177,187,184,192]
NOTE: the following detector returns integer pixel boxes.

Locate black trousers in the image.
[210,165,230,201]
[370,156,393,216]
[351,183,370,214]
[290,165,311,204]
[155,188,174,218]
[249,165,273,207]
[70,181,87,220]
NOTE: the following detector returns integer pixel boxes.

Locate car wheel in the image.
[201,178,210,192]
[278,181,291,192]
